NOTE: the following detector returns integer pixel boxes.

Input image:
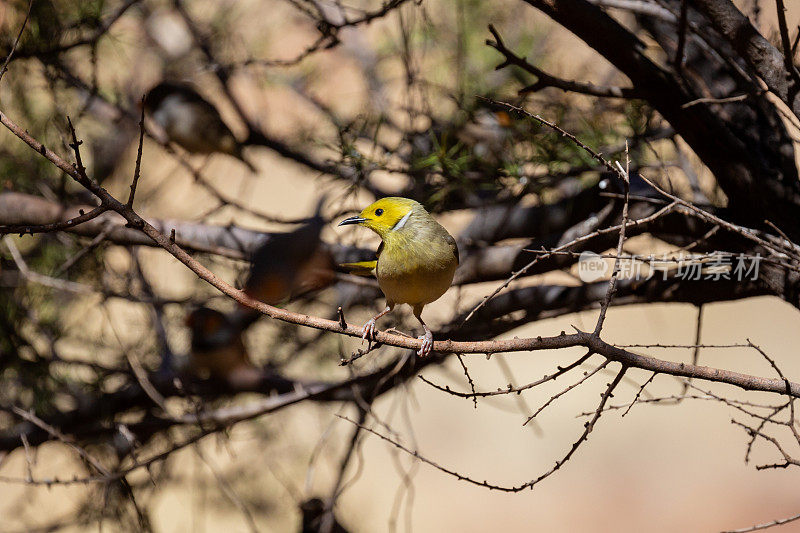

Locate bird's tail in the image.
[340,260,377,276]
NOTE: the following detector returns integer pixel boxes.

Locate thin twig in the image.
[674,0,689,73]
[622,372,656,416]
[775,0,800,87]
[722,511,800,533]
[127,100,146,207]
[0,0,33,84]
[523,360,610,426]
[593,146,630,335]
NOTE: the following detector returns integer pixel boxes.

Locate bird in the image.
[185,307,262,388]
[338,197,459,357]
[234,197,334,327]
[142,81,257,172]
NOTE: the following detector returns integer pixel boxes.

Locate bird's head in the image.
[186,307,238,351]
[338,197,420,238]
[142,81,200,113]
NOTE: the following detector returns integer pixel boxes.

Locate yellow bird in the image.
[338,197,459,357]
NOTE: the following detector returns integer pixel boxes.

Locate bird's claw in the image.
[361,318,377,341]
[417,330,433,357]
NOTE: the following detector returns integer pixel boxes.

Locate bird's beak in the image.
[338,216,368,226]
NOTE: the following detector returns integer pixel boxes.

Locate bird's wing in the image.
[340,240,380,276]
[446,233,459,264]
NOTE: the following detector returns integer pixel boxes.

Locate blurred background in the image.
[2,0,800,531]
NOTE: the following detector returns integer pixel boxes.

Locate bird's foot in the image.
[361,318,377,341]
[417,330,433,357]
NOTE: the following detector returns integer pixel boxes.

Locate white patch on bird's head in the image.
[391,209,413,231]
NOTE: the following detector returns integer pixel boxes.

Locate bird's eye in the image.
[375,208,384,216]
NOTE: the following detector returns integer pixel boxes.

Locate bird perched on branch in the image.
[338,197,458,357]
[234,198,334,326]
[185,307,262,388]
[143,81,257,172]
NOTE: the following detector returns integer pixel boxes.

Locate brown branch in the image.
[419,352,592,398]
[732,419,800,469]
[634,170,800,263]
[237,0,413,68]
[459,102,672,322]
[486,25,642,98]
[594,151,630,335]
[525,366,627,486]
[524,359,610,425]
[10,407,111,478]
[775,0,800,87]
[338,365,628,492]
[674,0,689,72]
[524,0,800,239]
[2,0,140,61]
[680,92,753,108]
[454,354,478,408]
[0,202,110,236]
[126,102,145,208]
[0,192,274,260]
[723,511,800,533]
[0,0,33,83]
[586,0,676,21]
[621,372,657,416]
[3,102,800,414]
[693,0,800,118]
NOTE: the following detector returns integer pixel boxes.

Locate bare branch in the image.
[0,0,33,83]
[694,0,800,118]
[487,25,641,98]
[723,512,800,533]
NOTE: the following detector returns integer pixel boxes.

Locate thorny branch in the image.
[3,0,800,528]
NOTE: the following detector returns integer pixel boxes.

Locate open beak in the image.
[338,216,368,226]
